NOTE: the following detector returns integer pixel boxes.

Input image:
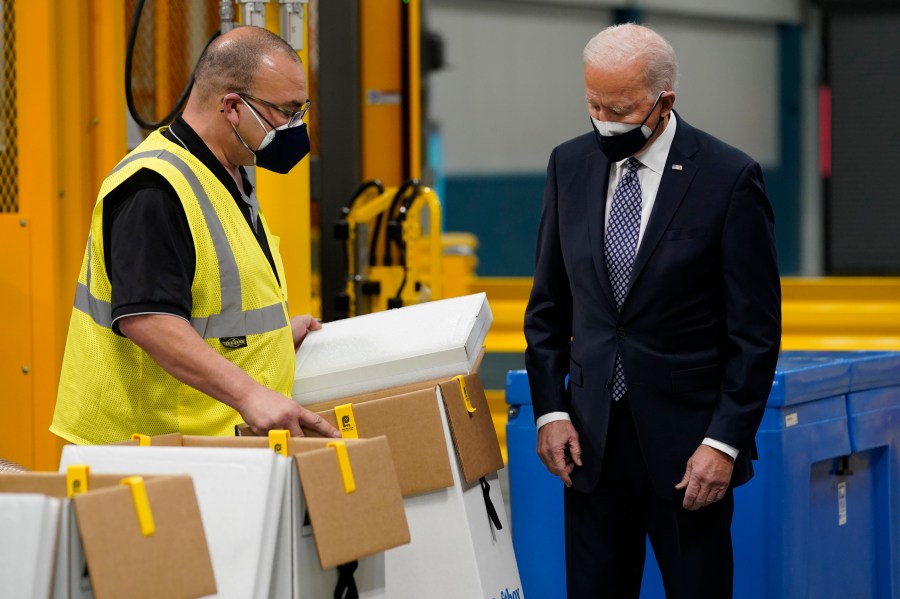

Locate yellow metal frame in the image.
[255,2,314,315]
[6,1,60,470]
[406,0,421,179]
[342,185,444,314]
[360,0,403,185]
[0,0,126,470]
[400,187,442,303]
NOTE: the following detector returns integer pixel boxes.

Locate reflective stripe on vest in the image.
[73,149,287,339]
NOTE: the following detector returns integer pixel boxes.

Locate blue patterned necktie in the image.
[604,157,642,400]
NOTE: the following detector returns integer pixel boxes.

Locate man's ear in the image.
[660,91,676,118]
[221,93,242,125]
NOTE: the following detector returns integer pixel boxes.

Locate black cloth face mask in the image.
[253,122,310,174]
[590,92,664,162]
[233,97,311,174]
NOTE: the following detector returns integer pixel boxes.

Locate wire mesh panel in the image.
[0,0,18,213]
[125,0,222,133]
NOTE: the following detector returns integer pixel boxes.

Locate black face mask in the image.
[253,122,311,174]
[590,93,664,162]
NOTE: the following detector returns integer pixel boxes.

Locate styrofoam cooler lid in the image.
[505,370,531,406]
[293,293,492,404]
[768,351,852,407]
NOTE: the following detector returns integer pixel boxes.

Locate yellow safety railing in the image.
[457,276,900,458]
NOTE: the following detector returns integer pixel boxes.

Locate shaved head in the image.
[192,25,302,104]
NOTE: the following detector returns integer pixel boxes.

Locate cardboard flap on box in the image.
[294,436,410,569]
[73,475,217,599]
[0,471,158,497]
[310,390,454,496]
[437,373,504,484]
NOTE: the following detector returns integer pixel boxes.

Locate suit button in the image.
[617,327,626,338]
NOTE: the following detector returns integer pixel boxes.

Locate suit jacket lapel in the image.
[585,148,617,312]
[627,120,699,296]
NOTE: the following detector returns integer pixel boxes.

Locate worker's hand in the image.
[291,315,322,351]
[675,444,734,510]
[240,387,340,438]
[537,420,582,487]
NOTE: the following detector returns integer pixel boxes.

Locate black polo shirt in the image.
[104,116,279,335]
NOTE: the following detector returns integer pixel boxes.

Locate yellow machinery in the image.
[333,179,444,318]
[1,1,128,471]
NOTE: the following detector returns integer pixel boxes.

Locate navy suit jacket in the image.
[524,115,781,498]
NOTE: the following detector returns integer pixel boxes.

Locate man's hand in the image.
[674,444,734,510]
[119,313,339,439]
[537,420,583,487]
[291,315,322,350]
[240,386,340,438]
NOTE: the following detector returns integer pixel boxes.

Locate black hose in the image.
[346,180,385,212]
[382,179,420,266]
[370,180,415,267]
[339,180,384,282]
[125,0,220,130]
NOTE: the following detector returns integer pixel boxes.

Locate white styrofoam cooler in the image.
[293,293,492,405]
[385,388,523,599]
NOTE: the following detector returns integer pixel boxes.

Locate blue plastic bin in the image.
[845,352,900,598]
[506,352,900,598]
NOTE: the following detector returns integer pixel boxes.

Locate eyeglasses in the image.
[237,92,311,128]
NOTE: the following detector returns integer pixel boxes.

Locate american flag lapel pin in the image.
[671,164,683,171]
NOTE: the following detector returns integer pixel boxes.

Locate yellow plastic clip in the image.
[120,476,156,537]
[333,403,359,439]
[66,465,90,498]
[269,430,290,456]
[455,375,477,414]
[326,441,356,494]
[132,433,151,446]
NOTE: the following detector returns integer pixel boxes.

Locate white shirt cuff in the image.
[702,437,739,460]
[536,412,571,430]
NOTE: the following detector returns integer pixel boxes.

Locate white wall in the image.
[428,1,613,174]
[428,0,782,174]
[645,14,779,167]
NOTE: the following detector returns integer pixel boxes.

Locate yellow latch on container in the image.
[334,403,359,439]
[269,430,290,456]
[66,465,90,498]
[454,375,477,414]
[132,433,151,446]
[120,476,156,537]
[326,441,356,494]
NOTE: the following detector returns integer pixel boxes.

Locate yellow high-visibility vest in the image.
[51,130,294,444]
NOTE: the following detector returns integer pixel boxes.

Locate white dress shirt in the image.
[535,114,738,460]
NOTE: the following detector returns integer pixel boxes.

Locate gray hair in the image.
[583,23,678,99]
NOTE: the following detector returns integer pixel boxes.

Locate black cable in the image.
[370,179,417,267]
[346,180,385,212]
[125,0,220,130]
[389,180,422,302]
[383,179,420,266]
[337,180,384,298]
[392,183,424,300]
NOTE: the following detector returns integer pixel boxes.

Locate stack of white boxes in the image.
[294,293,524,599]
[59,435,409,599]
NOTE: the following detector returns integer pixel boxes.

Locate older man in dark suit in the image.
[524,23,781,598]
